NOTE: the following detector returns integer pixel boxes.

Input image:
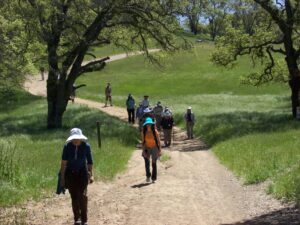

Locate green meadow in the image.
[0,91,138,206]
[77,42,300,204]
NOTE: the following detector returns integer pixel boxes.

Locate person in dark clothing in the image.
[184,106,195,139]
[60,128,94,225]
[161,112,174,147]
[104,83,112,107]
[126,94,135,124]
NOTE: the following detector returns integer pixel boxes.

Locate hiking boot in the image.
[152,179,156,183]
[74,220,81,225]
[146,177,151,183]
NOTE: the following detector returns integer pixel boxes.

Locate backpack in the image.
[143,125,159,149]
[127,98,135,109]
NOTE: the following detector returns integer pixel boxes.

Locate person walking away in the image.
[126,94,135,124]
[60,128,94,225]
[184,106,195,139]
[104,83,112,107]
[153,101,164,131]
[161,112,174,147]
[142,117,162,183]
[136,103,144,131]
[141,95,150,109]
[70,84,76,103]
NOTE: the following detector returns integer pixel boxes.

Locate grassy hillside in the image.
[0,91,138,206]
[77,43,300,205]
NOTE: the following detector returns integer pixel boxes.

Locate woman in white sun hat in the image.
[60,128,94,225]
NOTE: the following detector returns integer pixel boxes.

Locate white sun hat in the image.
[143,107,152,113]
[188,106,192,110]
[66,128,88,143]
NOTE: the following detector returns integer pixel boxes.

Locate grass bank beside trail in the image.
[0,91,138,206]
[77,43,300,205]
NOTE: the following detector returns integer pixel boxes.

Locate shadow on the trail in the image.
[222,206,300,225]
[131,182,153,188]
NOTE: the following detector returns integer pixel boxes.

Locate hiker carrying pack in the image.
[184,106,195,139]
[153,101,164,130]
[141,117,161,183]
[161,112,174,147]
[126,94,135,124]
[60,128,94,225]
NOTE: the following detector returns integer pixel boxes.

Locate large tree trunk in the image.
[47,70,69,129]
[288,69,300,119]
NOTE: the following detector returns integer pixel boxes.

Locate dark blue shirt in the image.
[62,142,93,171]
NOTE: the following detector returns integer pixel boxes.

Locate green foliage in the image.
[0,91,138,206]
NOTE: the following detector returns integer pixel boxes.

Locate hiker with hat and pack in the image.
[161,111,174,147]
[184,106,195,139]
[126,94,135,124]
[60,128,94,225]
[153,101,164,130]
[142,117,162,182]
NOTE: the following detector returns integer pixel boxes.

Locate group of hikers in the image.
[59,83,196,225]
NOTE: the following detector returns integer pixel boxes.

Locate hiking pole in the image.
[96,121,101,148]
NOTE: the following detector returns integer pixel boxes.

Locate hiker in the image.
[184,106,195,139]
[164,107,172,116]
[161,111,174,147]
[136,103,144,130]
[142,107,155,124]
[104,83,112,107]
[142,117,162,182]
[40,66,45,81]
[153,101,164,130]
[60,128,94,225]
[141,95,150,109]
[126,94,135,124]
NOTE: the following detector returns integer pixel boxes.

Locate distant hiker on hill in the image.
[142,117,162,183]
[60,128,94,225]
[184,106,195,139]
[136,103,144,131]
[141,95,150,109]
[104,83,112,107]
[126,94,135,124]
[153,101,164,130]
[161,111,174,147]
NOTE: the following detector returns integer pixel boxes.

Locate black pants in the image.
[66,170,88,223]
[127,108,135,123]
[144,157,157,181]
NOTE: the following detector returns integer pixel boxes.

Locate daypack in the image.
[127,98,135,109]
[143,125,159,149]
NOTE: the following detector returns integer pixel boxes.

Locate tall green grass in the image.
[76,43,300,204]
[0,91,138,206]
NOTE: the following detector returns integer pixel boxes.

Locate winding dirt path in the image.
[13,51,298,225]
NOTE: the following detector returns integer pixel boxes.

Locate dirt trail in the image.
[15,52,298,225]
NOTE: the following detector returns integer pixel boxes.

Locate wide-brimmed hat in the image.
[143,117,155,126]
[188,106,192,110]
[143,107,152,113]
[66,128,88,143]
